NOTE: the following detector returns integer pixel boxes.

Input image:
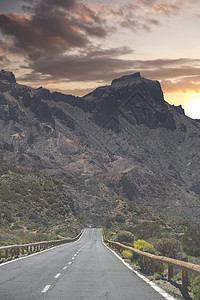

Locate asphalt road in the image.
[0,228,170,300]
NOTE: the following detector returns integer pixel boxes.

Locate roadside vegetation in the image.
[103,196,200,299]
[0,160,84,245]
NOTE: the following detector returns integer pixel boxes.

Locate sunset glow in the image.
[184,96,200,119]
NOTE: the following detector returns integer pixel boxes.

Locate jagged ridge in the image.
[0,70,200,223]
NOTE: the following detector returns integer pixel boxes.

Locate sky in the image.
[0,0,200,119]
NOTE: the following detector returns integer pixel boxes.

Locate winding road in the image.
[0,228,174,299]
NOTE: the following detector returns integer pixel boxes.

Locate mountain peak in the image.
[111,72,142,85]
[0,70,16,84]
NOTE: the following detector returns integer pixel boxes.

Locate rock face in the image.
[83,73,176,131]
[0,69,200,222]
[0,70,16,84]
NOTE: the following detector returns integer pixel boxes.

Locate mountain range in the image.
[0,69,200,225]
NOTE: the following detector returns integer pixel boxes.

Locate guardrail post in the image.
[158,262,164,273]
[151,259,155,274]
[168,265,173,280]
[17,247,20,257]
[0,250,1,260]
[144,257,148,273]
[182,257,189,286]
[11,248,15,257]
[22,247,24,255]
[182,269,189,286]
[139,256,144,270]
[5,249,8,259]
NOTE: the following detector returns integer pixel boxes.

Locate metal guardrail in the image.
[0,230,83,262]
[105,239,200,286]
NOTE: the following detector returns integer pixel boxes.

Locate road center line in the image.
[63,266,68,270]
[41,285,51,293]
[54,273,61,279]
[68,262,72,265]
[72,257,75,260]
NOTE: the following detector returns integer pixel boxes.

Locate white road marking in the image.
[74,253,77,256]
[63,266,68,270]
[41,285,51,293]
[102,236,176,300]
[68,262,72,265]
[78,245,84,252]
[0,230,86,268]
[72,257,75,260]
[54,273,61,279]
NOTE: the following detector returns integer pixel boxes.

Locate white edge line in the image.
[41,285,51,293]
[54,273,61,279]
[0,229,86,267]
[102,237,176,300]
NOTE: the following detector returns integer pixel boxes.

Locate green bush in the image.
[154,272,162,280]
[191,275,200,300]
[117,231,134,244]
[155,238,182,259]
[133,221,162,240]
[182,224,200,257]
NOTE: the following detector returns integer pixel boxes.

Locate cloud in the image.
[17,54,200,96]
[104,0,197,32]
[0,0,108,58]
[0,0,200,97]
[19,46,135,82]
[134,0,191,15]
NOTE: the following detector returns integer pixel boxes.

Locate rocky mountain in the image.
[0,69,200,224]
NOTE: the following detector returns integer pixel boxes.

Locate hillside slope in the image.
[0,70,199,223]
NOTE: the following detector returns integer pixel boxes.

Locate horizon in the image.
[0,0,200,119]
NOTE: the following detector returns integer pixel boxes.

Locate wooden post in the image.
[168,265,173,280]
[144,257,148,273]
[22,247,24,255]
[158,262,163,273]
[17,247,20,257]
[151,259,155,274]
[11,248,15,257]
[5,249,8,259]
[139,256,144,270]
[182,269,189,286]
[0,250,1,260]
[182,257,189,286]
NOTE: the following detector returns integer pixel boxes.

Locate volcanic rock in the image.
[0,70,200,222]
